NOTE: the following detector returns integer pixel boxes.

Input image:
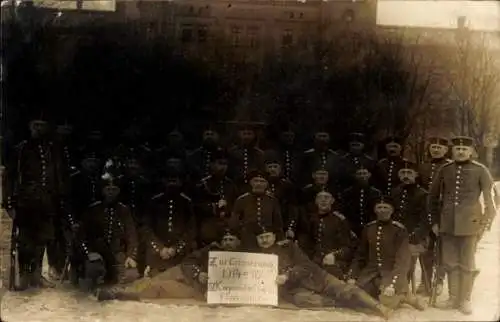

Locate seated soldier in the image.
[297,191,357,279]
[346,195,425,311]
[254,224,391,318]
[96,227,242,301]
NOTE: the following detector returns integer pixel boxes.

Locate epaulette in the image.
[15,140,27,150]
[328,149,336,154]
[441,161,455,168]
[372,187,382,194]
[366,155,375,161]
[276,239,291,247]
[180,192,192,202]
[88,200,102,208]
[376,158,387,165]
[186,147,201,157]
[332,211,346,221]
[303,183,313,189]
[391,220,406,230]
[265,191,276,198]
[471,160,488,170]
[342,186,353,194]
[140,145,151,152]
[236,192,251,200]
[255,147,264,153]
[151,193,164,200]
[117,201,127,208]
[70,170,81,177]
[366,220,377,226]
[200,175,212,183]
[304,148,315,153]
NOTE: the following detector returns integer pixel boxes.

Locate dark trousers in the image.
[46,216,68,274]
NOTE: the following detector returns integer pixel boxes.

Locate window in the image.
[457,16,467,29]
[181,25,193,43]
[198,25,208,42]
[247,27,260,48]
[231,26,242,47]
[282,29,293,47]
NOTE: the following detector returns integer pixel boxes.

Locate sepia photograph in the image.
[0,0,499,321]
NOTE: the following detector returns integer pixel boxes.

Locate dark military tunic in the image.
[297,211,357,278]
[70,170,101,219]
[227,145,264,188]
[266,177,298,229]
[118,174,152,225]
[340,184,382,236]
[340,152,376,188]
[347,220,411,297]
[390,183,429,244]
[143,192,197,273]
[299,148,342,186]
[418,158,452,191]
[187,146,220,182]
[264,147,301,183]
[76,201,138,283]
[299,183,341,215]
[57,139,79,177]
[194,175,238,246]
[374,157,408,195]
[230,192,284,244]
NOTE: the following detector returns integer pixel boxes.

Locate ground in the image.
[1,187,500,322]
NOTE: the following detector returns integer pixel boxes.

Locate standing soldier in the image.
[340,133,376,190]
[374,136,408,195]
[142,168,197,277]
[3,112,66,290]
[118,153,153,277]
[230,169,284,248]
[346,195,412,310]
[227,122,265,194]
[417,136,451,295]
[187,123,223,182]
[297,191,357,279]
[193,148,238,247]
[429,136,496,315]
[265,121,301,183]
[340,167,382,237]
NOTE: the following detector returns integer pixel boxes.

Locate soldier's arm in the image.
[333,218,358,262]
[415,190,431,242]
[347,226,368,280]
[229,197,244,229]
[141,209,167,256]
[176,200,197,256]
[284,242,314,282]
[2,143,23,211]
[181,245,210,283]
[386,227,411,289]
[121,205,139,260]
[272,198,285,239]
[54,144,70,197]
[428,166,445,226]
[479,164,497,221]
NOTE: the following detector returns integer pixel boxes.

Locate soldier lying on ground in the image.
[253,224,392,319]
[96,227,242,301]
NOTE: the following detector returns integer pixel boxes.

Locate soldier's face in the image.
[202,130,219,145]
[211,159,228,175]
[316,192,334,212]
[239,129,256,144]
[313,170,329,185]
[250,177,268,193]
[256,232,276,249]
[349,141,365,154]
[452,146,473,162]
[280,131,295,145]
[82,158,99,172]
[385,142,402,156]
[398,168,418,184]
[29,120,49,138]
[374,203,394,221]
[103,185,120,200]
[221,235,241,250]
[429,143,448,159]
[266,163,281,177]
[355,169,371,183]
[314,132,330,145]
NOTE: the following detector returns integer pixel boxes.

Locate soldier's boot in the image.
[457,271,478,315]
[403,294,427,311]
[30,248,55,288]
[95,286,141,302]
[16,264,32,291]
[436,270,459,310]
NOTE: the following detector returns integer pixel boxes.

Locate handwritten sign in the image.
[207,251,278,306]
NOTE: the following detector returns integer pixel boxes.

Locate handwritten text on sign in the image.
[207,251,278,306]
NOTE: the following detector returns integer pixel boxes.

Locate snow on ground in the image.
[1,184,500,322]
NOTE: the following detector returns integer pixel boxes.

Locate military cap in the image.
[247,168,268,181]
[222,227,241,239]
[253,223,277,236]
[211,148,229,161]
[400,160,418,172]
[349,132,366,143]
[264,150,281,165]
[101,172,120,187]
[383,135,404,145]
[428,136,449,146]
[202,121,222,134]
[451,136,474,147]
[374,194,395,207]
[312,164,329,173]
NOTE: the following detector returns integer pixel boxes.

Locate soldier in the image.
[263,150,298,239]
[300,166,341,215]
[297,191,357,279]
[111,122,152,173]
[193,148,238,247]
[229,169,284,248]
[142,168,197,277]
[55,118,78,177]
[3,112,66,290]
[265,121,300,183]
[299,126,342,188]
[374,136,408,195]
[429,136,496,315]
[346,195,412,310]
[155,126,188,173]
[187,123,223,182]
[118,153,153,277]
[417,136,451,295]
[227,123,265,194]
[340,133,376,189]
[254,224,390,318]
[390,161,429,292]
[340,167,382,236]
[73,175,138,296]
[77,128,105,164]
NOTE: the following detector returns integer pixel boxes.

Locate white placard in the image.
[207,251,278,307]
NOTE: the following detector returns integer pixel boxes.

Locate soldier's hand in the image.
[166,247,177,257]
[275,274,288,285]
[124,257,137,268]
[160,247,171,260]
[285,229,295,239]
[198,272,208,284]
[218,200,227,208]
[382,286,396,297]
[432,224,439,236]
[322,253,335,266]
[347,279,356,285]
[144,266,151,278]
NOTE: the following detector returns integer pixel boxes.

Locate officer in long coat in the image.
[187,123,223,182]
[340,133,376,189]
[340,167,382,236]
[193,148,238,247]
[417,136,451,294]
[374,136,408,196]
[346,195,411,310]
[429,136,496,315]
[142,169,197,277]
[297,191,357,279]
[3,113,66,289]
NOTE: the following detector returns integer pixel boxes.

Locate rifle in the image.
[8,218,18,291]
[429,236,441,307]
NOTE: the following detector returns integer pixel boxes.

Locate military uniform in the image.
[340,184,382,236]
[429,137,496,310]
[70,168,102,219]
[340,133,376,189]
[228,145,265,193]
[143,191,197,275]
[300,148,342,188]
[374,136,407,195]
[297,210,357,279]
[299,183,340,215]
